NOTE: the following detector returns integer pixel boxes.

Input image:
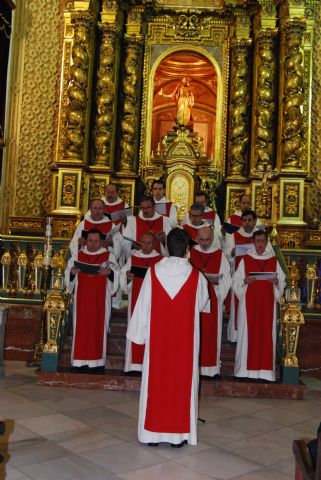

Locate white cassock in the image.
[189,243,231,376]
[224,227,274,342]
[120,249,162,372]
[65,247,120,367]
[232,248,286,381]
[122,211,172,259]
[69,215,122,260]
[154,196,178,228]
[127,256,209,445]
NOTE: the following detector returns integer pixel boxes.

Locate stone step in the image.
[36,368,305,400]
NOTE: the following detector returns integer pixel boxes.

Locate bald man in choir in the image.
[122,195,172,258]
[70,198,122,260]
[189,227,231,377]
[127,228,209,447]
[120,232,163,373]
[232,230,286,381]
[65,229,120,371]
[183,203,221,249]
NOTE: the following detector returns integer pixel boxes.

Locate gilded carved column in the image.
[63,12,93,162]
[93,1,121,168]
[280,20,306,170]
[253,31,277,170]
[94,26,118,167]
[227,40,251,179]
[119,7,144,174]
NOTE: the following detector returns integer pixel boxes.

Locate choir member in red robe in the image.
[101,183,130,220]
[65,229,119,370]
[232,230,286,381]
[227,193,252,227]
[70,199,122,260]
[190,227,231,377]
[120,232,162,372]
[152,179,177,228]
[122,195,172,258]
[182,191,222,241]
[127,228,209,447]
[225,210,259,342]
[183,203,221,249]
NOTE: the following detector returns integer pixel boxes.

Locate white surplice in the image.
[127,256,209,445]
[191,243,232,376]
[122,211,172,259]
[65,247,120,367]
[232,248,286,381]
[120,249,161,372]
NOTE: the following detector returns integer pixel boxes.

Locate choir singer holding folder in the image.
[232,230,286,381]
[65,229,120,371]
[120,232,162,373]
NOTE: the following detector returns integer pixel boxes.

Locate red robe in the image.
[129,254,162,365]
[183,224,200,242]
[203,210,216,223]
[73,250,110,364]
[243,255,277,371]
[136,215,164,253]
[190,248,222,370]
[229,213,242,227]
[83,218,113,236]
[145,265,199,433]
[103,200,126,216]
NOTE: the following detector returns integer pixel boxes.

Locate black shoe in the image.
[213,374,221,381]
[171,440,187,448]
[148,442,159,447]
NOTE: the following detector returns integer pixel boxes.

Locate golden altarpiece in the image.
[0,0,320,381]
[1,0,321,244]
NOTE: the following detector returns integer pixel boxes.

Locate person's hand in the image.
[119,215,127,227]
[156,231,166,244]
[210,278,219,285]
[126,271,134,280]
[244,276,256,285]
[98,267,110,276]
[231,247,235,257]
[268,277,278,285]
[71,267,80,275]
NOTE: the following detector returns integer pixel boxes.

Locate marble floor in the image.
[1,361,320,480]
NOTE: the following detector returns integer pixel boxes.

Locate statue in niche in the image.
[159,76,194,129]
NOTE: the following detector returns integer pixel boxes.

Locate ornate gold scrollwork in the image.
[119,37,143,171]
[94,26,117,166]
[43,249,68,354]
[282,19,306,169]
[281,261,305,368]
[64,12,92,161]
[227,41,251,178]
[254,32,276,170]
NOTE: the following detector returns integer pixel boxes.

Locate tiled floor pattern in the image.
[1,361,320,480]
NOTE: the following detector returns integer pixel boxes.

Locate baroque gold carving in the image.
[284,183,299,215]
[64,12,92,161]
[13,0,62,218]
[227,41,250,178]
[282,19,306,169]
[62,175,77,205]
[309,2,321,218]
[254,32,276,170]
[119,38,142,171]
[94,26,117,166]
